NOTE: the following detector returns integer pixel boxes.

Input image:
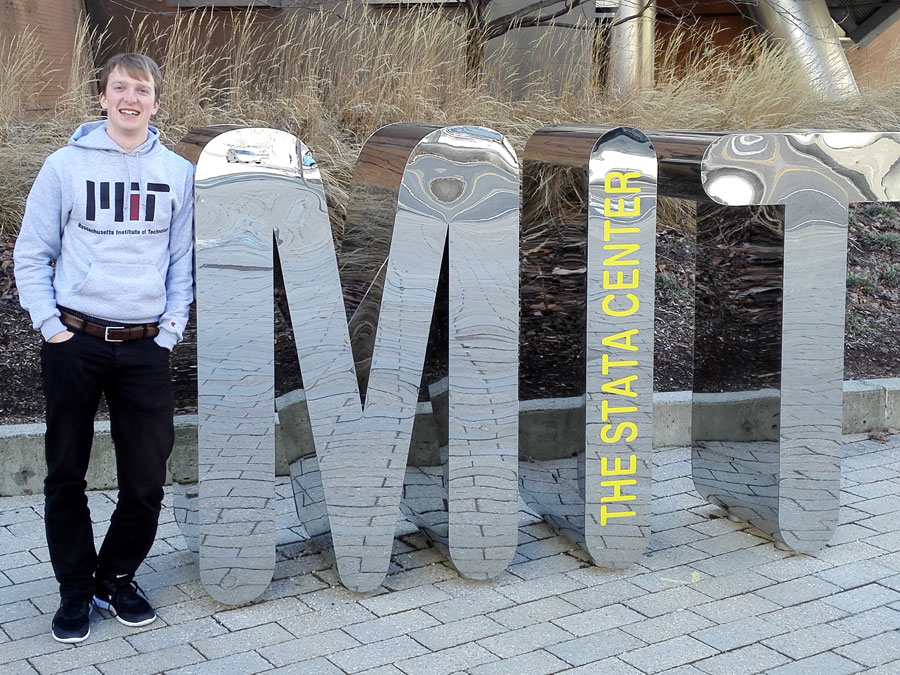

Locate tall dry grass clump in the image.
[2,3,900,237]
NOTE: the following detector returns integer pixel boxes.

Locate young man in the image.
[13,54,194,643]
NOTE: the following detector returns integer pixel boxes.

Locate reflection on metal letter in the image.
[288,124,520,591]
[520,125,656,567]
[187,127,318,603]
[699,132,900,552]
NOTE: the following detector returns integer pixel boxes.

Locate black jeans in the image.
[41,331,173,598]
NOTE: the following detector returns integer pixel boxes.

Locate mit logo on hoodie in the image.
[85,180,171,222]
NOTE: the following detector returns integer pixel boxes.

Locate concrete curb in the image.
[1,378,897,496]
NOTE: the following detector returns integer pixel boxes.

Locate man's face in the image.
[99,66,159,139]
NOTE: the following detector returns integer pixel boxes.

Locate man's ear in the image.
[99,92,108,111]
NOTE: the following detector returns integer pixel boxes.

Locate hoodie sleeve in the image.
[13,157,69,341]
[155,163,195,351]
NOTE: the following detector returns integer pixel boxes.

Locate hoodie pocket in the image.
[70,263,167,319]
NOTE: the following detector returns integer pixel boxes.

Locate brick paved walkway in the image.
[2,434,899,674]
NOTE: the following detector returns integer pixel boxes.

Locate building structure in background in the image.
[7,1,900,108]
[1,0,83,112]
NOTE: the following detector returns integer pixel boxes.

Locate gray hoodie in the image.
[14,121,194,350]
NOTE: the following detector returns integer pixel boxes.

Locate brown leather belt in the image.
[59,311,160,342]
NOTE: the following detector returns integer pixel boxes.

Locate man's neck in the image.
[106,125,149,153]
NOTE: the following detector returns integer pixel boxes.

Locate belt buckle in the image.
[104,326,125,343]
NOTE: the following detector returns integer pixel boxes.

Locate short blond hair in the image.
[99,53,162,102]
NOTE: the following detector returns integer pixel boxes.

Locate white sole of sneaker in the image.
[51,605,92,643]
[51,626,90,644]
[92,596,156,627]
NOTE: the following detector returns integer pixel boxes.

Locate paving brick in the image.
[560,579,646,611]
[395,642,497,675]
[192,622,294,660]
[692,615,786,651]
[547,628,646,666]
[0,552,39,571]
[823,583,900,613]
[506,552,585,580]
[469,649,568,675]
[278,603,377,638]
[652,492,705,515]
[552,603,644,636]
[214,596,311,631]
[864,531,900,553]
[638,545,708,571]
[560,656,645,674]
[327,635,429,674]
[690,546,785,576]
[693,644,789,675]
[766,651,864,675]
[2,613,56,641]
[261,656,345,674]
[125,617,227,653]
[496,572,584,605]
[692,592,781,624]
[151,596,224,625]
[167,650,272,675]
[476,621,572,659]
[618,635,718,674]
[656,666,708,675]
[854,494,900,516]
[356,666,404,675]
[517,535,579,560]
[2,660,38,675]
[0,632,63,666]
[29,637,137,674]
[48,667,102,675]
[0,577,59,606]
[645,526,709,552]
[754,576,841,606]
[487,596,580,630]
[421,589,515,623]
[758,599,849,630]
[836,631,900,667]
[621,610,713,643]
[687,570,772,600]
[624,586,711,618]
[96,643,205,675]
[630,567,705,593]
[360,586,451,616]
[410,615,505,651]
[762,623,856,659]
[814,560,895,589]
[829,523,880,546]
[689,531,765,556]
[829,605,900,638]
[258,629,360,667]
[383,564,458,591]
[753,555,831,583]
[344,609,439,643]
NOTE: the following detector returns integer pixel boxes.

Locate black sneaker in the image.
[51,595,93,643]
[93,576,156,627]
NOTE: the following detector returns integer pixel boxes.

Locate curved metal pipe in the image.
[750,0,859,101]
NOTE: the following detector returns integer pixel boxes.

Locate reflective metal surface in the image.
[521,125,656,567]
[750,0,859,101]
[608,0,656,96]
[289,124,520,590]
[180,126,317,604]
[699,132,900,552]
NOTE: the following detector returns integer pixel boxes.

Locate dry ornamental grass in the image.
[1,4,900,236]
